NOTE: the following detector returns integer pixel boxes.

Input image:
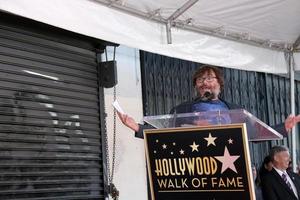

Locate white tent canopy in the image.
[1,0,300,193]
[1,0,300,73]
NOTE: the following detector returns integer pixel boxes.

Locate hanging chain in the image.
[102,47,119,199]
[111,47,118,185]
[110,85,117,183]
[104,85,119,200]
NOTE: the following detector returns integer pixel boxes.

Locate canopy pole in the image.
[288,52,297,172]
[165,0,199,44]
[166,20,172,44]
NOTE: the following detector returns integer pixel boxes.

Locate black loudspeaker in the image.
[99,60,118,88]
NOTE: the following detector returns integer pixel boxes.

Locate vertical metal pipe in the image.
[289,52,297,172]
[166,20,172,44]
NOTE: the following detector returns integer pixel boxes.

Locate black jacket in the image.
[262,168,300,200]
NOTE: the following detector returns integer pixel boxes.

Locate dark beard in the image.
[200,91,214,101]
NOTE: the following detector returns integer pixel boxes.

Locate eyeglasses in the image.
[196,76,217,83]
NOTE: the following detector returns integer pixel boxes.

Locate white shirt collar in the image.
[273,166,286,176]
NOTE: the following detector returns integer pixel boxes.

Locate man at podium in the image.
[117,65,300,138]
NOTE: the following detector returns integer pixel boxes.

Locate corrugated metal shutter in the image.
[0,13,105,199]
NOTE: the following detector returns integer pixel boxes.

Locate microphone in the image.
[201,91,214,101]
[204,91,211,98]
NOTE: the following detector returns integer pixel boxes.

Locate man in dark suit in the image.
[262,146,300,200]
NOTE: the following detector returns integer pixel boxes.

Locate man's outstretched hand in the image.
[285,114,300,132]
[116,111,140,132]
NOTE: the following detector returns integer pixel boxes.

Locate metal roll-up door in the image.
[0,13,105,199]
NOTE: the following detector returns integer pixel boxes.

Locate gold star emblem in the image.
[190,141,199,152]
[204,133,217,146]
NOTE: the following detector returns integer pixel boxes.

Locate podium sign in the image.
[144,124,255,200]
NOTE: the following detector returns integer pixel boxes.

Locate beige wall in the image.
[103,45,147,200]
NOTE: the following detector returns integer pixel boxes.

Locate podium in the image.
[144,109,283,141]
[143,109,282,200]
